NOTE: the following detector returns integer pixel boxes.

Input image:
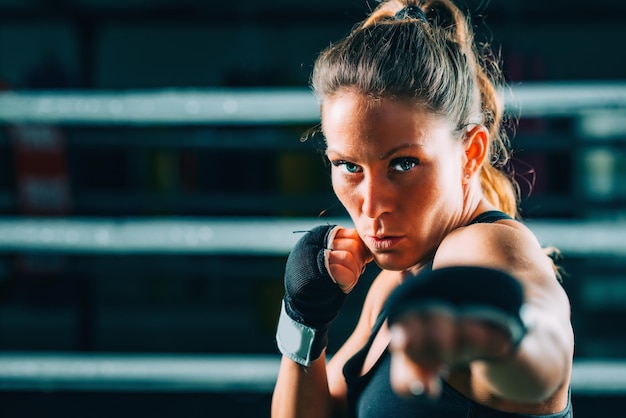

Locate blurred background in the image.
[0,0,625,417]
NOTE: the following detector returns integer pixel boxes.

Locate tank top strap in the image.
[370,305,390,336]
[467,210,514,225]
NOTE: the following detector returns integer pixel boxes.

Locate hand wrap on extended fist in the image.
[386,266,527,347]
[384,266,529,398]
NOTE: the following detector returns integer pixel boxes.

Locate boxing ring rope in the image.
[0,353,624,395]
[1,82,625,395]
[0,217,624,257]
[0,81,625,126]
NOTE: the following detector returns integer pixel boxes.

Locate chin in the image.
[372,253,417,272]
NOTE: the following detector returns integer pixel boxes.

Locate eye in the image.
[332,160,361,174]
[390,157,419,172]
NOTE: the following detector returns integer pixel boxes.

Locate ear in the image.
[463,125,489,180]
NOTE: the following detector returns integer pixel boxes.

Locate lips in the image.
[365,235,404,251]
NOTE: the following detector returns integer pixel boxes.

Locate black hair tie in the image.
[394,5,428,22]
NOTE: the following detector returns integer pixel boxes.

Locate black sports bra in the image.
[466,210,514,225]
[342,210,573,418]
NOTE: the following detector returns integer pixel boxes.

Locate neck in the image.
[462,181,494,225]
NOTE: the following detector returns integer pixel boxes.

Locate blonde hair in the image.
[311,0,520,218]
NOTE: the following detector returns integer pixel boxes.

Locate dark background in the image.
[0,0,625,416]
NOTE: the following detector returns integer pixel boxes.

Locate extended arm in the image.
[387,221,574,407]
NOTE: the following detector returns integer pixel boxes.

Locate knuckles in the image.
[390,311,515,367]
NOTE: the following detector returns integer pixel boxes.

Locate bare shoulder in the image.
[433,219,559,291]
[434,217,573,342]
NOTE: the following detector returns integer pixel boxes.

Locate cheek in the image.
[331,172,354,207]
[428,153,463,190]
[404,177,439,213]
[401,168,455,215]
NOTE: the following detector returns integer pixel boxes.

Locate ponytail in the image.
[474,42,520,219]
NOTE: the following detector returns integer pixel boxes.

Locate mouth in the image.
[364,235,404,251]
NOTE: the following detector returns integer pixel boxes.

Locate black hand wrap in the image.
[278,224,347,364]
[385,266,527,348]
[284,224,347,329]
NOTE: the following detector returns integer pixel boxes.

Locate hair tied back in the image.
[394,5,428,22]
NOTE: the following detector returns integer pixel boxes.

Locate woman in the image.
[272,1,574,417]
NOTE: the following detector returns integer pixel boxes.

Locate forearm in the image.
[473,313,573,403]
[272,225,367,418]
[272,354,335,418]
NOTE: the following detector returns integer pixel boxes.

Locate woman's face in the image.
[322,91,470,271]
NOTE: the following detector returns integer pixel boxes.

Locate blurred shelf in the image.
[0,192,14,211]
[0,192,339,217]
[520,195,578,217]
[66,255,287,280]
[72,192,337,216]
[0,305,272,351]
[513,133,578,150]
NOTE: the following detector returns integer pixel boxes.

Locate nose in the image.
[360,173,395,219]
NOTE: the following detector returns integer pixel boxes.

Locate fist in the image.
[326,227,373,294]
[388,309,515,398]
[384,266,526,398]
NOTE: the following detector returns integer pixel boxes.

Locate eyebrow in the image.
[325,143,422,160]
[326,143,422,161]
[378,143,423,160]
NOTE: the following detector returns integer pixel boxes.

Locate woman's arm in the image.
[272,353,334,418]
[388,220,574,406]
[272,271,391,418]
[435,221,574,403]
[273,263,404,417]
[271,226,374,418]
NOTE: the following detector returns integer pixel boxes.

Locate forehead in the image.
[321,91,455,153]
